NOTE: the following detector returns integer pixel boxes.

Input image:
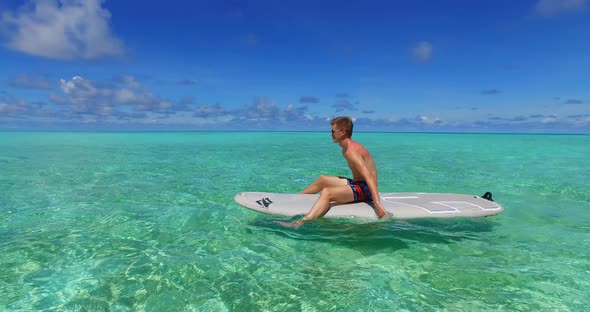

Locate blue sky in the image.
[0,0,589,133]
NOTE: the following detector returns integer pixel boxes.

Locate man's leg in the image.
[300,175,348,194]
[278,184,355,228]
[301,184,355,220]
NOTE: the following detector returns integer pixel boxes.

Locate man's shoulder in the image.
[350,140,368,150]
[347,141,369,156]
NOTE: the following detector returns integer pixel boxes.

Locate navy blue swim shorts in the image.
[340,177,373,202]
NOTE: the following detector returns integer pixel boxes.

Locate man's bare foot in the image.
[274,220,304,229]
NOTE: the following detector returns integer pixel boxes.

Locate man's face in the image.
[331,126,344,142]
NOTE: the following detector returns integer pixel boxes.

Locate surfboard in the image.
[234,192,504,220]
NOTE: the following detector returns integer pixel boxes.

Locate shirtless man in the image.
[277,116,388,228]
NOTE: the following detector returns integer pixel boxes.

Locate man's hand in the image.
[374,201,388,219]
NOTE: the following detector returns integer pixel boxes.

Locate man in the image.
[277,116,388,228]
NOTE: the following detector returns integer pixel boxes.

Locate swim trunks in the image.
[340,177,373,202]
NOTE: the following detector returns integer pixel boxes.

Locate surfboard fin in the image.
[482,192,494,202]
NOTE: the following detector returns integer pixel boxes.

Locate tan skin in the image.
[276,124,388,228]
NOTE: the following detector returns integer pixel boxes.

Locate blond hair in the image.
[331,116,353,137]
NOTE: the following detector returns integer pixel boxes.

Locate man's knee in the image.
[319,187,333,199]
[322,185,354,203]
[320,186,340,200]
[314,175,329,186]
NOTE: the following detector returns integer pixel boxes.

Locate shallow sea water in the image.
[1,132,589,311]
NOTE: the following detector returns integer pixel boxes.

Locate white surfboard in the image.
[234,192,504,220]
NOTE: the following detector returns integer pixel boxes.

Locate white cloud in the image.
[55,76,177,118]
[115,88,136,103]
[0,95,48,117]
[534,0,587,17]
[333,100,355,110]
[9,73,53,89]
[245,97,279,119]
[159,101,173,110]
[59,76,105,99]
[411,41,433,63]
[0,0,124,60]
[542,115,560,123]
[193,104,227,118]
[0,100,26,115]
[415,114,443,125]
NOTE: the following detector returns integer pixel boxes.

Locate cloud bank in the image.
[1,75,589,133]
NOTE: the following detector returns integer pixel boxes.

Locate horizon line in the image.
[1,130,588,136]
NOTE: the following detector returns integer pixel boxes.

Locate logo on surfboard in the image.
[256,197,273,208]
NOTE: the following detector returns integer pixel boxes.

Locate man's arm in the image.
[347,153,388,218]
[363,172,387,219]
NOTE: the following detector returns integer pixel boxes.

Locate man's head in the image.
[330,116,353,138]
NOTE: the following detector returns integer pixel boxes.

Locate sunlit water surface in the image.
[1,132,589,311]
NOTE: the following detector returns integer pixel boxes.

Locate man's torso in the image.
[342,140,378,181]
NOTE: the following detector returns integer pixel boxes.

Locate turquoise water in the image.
[1,132,589,311]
